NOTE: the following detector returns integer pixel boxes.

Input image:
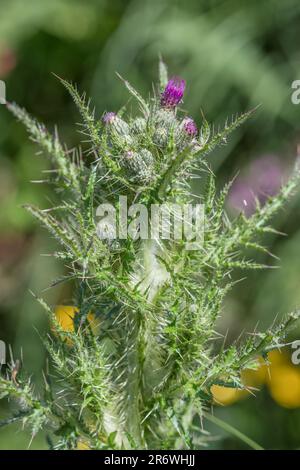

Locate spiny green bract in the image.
[1,59,300,450]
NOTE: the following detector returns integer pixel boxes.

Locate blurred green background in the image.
[1,0,300,450]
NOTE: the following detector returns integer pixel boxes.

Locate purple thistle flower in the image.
[103,112,116,124]
[161,77,186,108]
[183,117,197,137]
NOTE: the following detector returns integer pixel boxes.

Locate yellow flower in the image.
[266,350,300,409]
[242,362,268,388]
[211,385,247,406]
[54,305,100,335]
[268,349,288,366]
[211,357,267,406]
[268,365,300,408]
[211,349,300,409]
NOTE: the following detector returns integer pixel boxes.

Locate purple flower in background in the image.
[161,77,186,108]
[228,155,286,217]
[183,117,197,137]
[103,112,116,124]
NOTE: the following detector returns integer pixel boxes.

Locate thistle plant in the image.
[1,60,300,450]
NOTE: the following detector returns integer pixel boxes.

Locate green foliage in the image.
[1,64,300,450]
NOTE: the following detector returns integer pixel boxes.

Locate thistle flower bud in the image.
[103,112,132,148]
[182,117,197,137]
[174,117,198,150]
[139,148,154,167]
[130,117,147,135]
[121,149,154,184]
[103,112,130,136]
[161,77,185,108]
[152,108,179,147]
[103,112,116,124]
[155,109,177,127]
[152,127,169,147]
